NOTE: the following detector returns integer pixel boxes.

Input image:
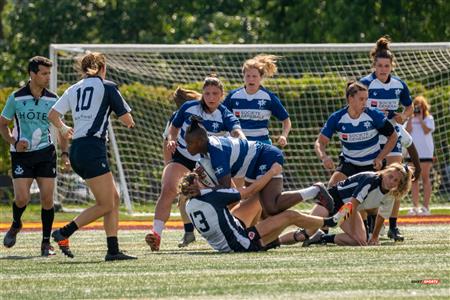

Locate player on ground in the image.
[48,52,137,261]
[180,163,352,252]
[296,163,412,247]
[360,36,414,241]
[145,76,245,251]
[0,56,70,256]
[223,54,291,146]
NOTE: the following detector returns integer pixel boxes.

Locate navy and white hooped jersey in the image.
[205,136,283,181]
[223,86,289,142]
[360,73,412,120]
[186,188,253,252]
[171,100,241,161]
[1,82,57,152]
[321,107,389,166]
[162,112,176,140]
[335,172,394,218]
[52,76,131,140]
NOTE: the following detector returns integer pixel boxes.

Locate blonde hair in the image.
[242,54,280,78]
[78,52,106,76]
[178,172,198,197]
[413,95,431,117]
[370,36,396,68]
[378,163,412,201]
[172,87,201,108]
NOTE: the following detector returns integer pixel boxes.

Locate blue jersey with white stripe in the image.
[172,100,241,161]
[1,82,57,152]
[223,86,289,142]
[360,73,412,120]
[335,172,394,218]
[52,77,131,140]
[186,188,254,252]
[321,107,388,166]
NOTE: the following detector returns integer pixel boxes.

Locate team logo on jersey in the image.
[236,101,239,106]
[342,126,346,131]
[259,164,267,173]
[248,231,256,240]
[257,99,267,109]
[234,111,241,118]
[395,89,401,97]
[214,167,224,175]
[364,121,372,129]
[14,165,24,175]
[212,122,219,132]
[101,163,106,168]
[373,92,377,96]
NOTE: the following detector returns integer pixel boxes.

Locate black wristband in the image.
[61,151,69,157]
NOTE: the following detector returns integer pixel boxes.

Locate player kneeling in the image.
[180,163,352,252]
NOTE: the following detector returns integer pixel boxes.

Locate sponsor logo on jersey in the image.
[340,131,376,142]
[369,99,399,110]
[234,111,240,118]
[233,110,270,120]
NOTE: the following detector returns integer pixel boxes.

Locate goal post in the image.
[49,43,450,212]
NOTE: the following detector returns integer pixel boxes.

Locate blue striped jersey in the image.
[171,100,241,161]
[360,73,412,120]
[186,188,254,252]
[335,172,394,218]
[52,76,131,140]
[1,82,57,152]
[321,107,388,166]
[223,86,289,142]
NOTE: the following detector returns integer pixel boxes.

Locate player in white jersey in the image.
[145,76,245,252]
[48,52,136,261]
[180,163,352,252]
[223,54,291,146]
[360,36,415,241]
[0,56,70,256]
[297,163,412,247]
[315,81,398,187]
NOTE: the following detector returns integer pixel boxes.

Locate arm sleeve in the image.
[222,93,233,111]
[351,177,375,203]
[320,114,337,139]
[1,94,16,120]
[210,188,242,205]
[400,81,412,107]
[172,102,189,128]
[377,120,395,137]
[107,85,131,117]
[270,94,289,121]
[209,145,231,180]
[52,89,71,115]
[221,106,241,131]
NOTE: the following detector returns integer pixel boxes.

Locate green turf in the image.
[0,226,449,299]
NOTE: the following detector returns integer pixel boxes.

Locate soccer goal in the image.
[49,43,450,213]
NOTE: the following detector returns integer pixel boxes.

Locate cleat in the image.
[313,182,334,213]
[52,230,74,258]
[3,223,22,248]
[178,231,196,248]
[105,250,137,261]
[145,230,161,251]
[333,202,353,226]
[302,229,325,247]
[41,242,56,257]
[387,227,404,242]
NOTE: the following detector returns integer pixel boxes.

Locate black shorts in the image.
[335,156,382,177]
[406,157,433,163]
[70,137,110,180]
[11,145,56,179]
[170,149,197,171]
[315,186,345,216]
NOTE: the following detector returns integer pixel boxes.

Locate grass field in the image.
[1,226,449,299]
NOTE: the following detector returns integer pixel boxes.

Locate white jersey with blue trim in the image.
[223,86,289,141]
[171,100,241,161]
[335,172,394,218]
[186,188,252,252]
[321,107,388,166]
[205,136,260,180]
[52,76,131,140]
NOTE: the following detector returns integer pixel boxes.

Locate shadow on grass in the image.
[0,255,41,260]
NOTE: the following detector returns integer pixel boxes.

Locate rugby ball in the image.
[195,158,219,187]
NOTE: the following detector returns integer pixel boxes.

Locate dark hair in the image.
[370,36,395,66]
[28,56,53,74]
[172,87,201,108]
[345,81,368,98]
[186,116,207,140]
[200,74,224,112]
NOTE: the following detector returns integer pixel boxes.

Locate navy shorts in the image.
[170,148,197,171]
[245,143,284,180]
[11,145,56,179]
[335,155,383,177]
[70,137,110,179]
[316,186,345,216]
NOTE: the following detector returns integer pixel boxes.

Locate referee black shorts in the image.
[11,144,56,179]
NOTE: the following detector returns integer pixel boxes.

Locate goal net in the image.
[50,43,450,212]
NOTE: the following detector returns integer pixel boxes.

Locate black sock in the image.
[322,234,336,244]
[107,236,119,255]
[324,217,337,227]
[363,220,369,241]
[389,217,397,230]
[367,214,376,233]
[261,239,281,251]
[60,221,78,238]
[12,202,26,228]
[322,228,329,234]
[184,223,194,233]
[41,207,54,243]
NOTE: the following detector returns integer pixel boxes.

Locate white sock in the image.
[153,219,165,236]
[299,186,319,201]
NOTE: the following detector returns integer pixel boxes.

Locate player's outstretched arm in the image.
[48,109,73,139]
[238,163,282,199]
